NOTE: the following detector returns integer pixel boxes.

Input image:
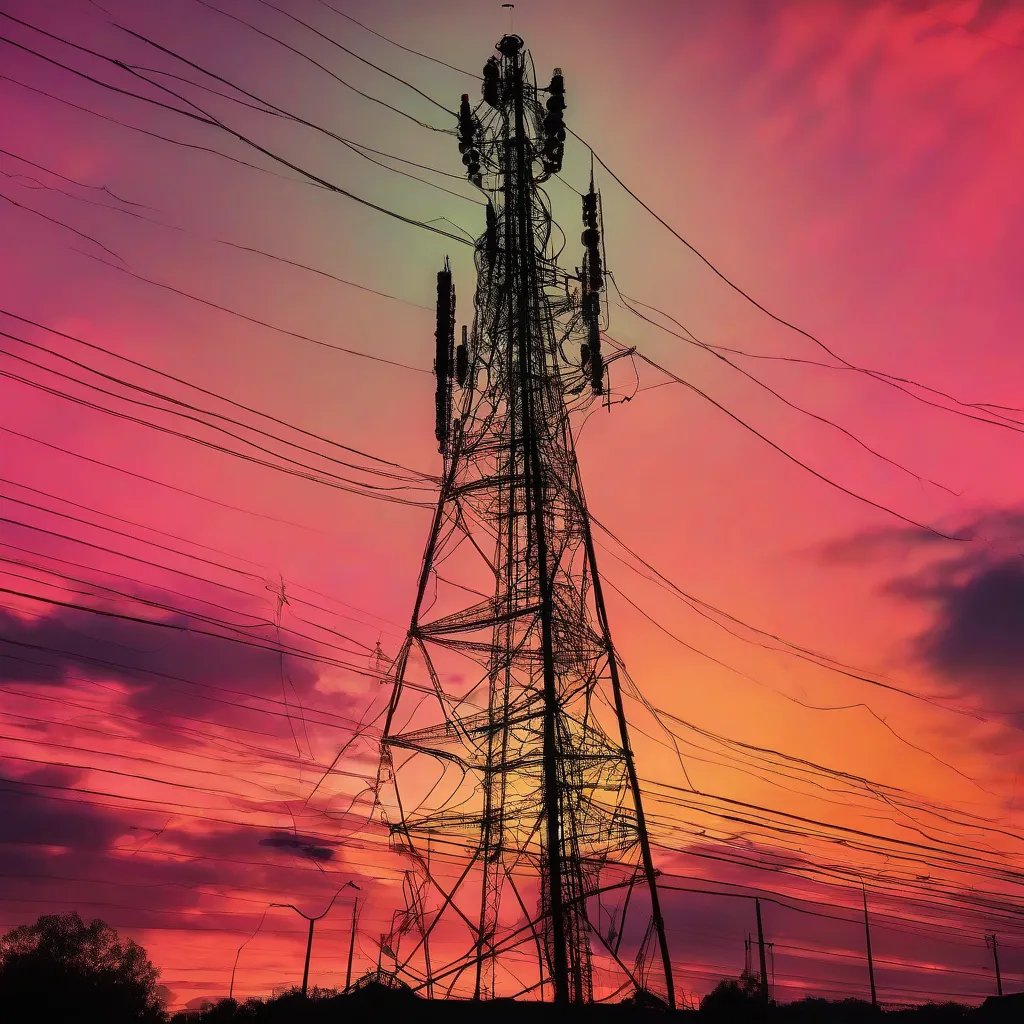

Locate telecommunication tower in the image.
[374,34,674,1006]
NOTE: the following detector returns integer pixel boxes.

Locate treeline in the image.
[175,983,1023,1024]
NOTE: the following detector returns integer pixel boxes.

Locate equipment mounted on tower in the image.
[485,202,499,265]
[433,260,455,451]
[456,324,469,388]
[497,33,523,57]
[483,56,501,106]
[581,181,606,394]
[458,95,482,184]
[541,69,566,177]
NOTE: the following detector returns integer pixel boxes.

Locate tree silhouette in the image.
[0,912,165,1022]
[700,969,766,1017]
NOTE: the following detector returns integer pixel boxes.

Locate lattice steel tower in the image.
[375,34,674,1006]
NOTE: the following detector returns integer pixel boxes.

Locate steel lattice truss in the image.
[374,34,674,1006]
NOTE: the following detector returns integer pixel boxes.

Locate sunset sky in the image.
[2,0,1024,1012]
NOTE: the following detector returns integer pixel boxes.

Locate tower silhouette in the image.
[375,34,674,1006]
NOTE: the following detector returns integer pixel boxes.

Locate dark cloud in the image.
[0,764,375,935]
[0,604,316,689]
[966,0,1024,35]
[817,507,1024,565]
[0,603,325,730]
[815,508,1024,702]
[915,559,1024,694]
[259,831,336,862]
[0,763,125,852]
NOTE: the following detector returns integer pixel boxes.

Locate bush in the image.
[0,911,165,1022]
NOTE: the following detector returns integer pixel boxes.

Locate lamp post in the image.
[345,895,360,991]
[273,880,360,998]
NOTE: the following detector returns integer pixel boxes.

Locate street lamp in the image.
[229,880,360,1002]
[274,880,360,998]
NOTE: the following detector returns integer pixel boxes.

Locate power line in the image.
[0,14,474,246]
[310,0,480,78]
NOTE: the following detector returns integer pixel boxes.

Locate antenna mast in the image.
[375,33,675,1006]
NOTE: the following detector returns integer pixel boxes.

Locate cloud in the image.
[0,762,375,925]
[914,559,1024,694]
[819,507,1024,700]
[0,763,126,853]
[0,602,329,730]
[0,603,316,689]
[678,0,1024,273]
[817,506,1024,565]
[259,832,337,863]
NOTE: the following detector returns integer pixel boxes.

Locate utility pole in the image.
[345,897,359,991]
[755,898,769,1004]
[986,933,1003,998]
[300,917,315,998]
[862,884,877,1009]
[272,881,358,999]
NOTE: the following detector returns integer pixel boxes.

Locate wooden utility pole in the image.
[300,918,315,998]
[862,884,877,1009]
[755,898,769,1003]
[986,933,1003,998]
[345,897,359,991]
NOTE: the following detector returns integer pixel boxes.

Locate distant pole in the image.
[987,934,1003,998]
[755,898,769,1003]
[345,897,359,991]
[301,917,315,998]
[862,884,877,1009]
